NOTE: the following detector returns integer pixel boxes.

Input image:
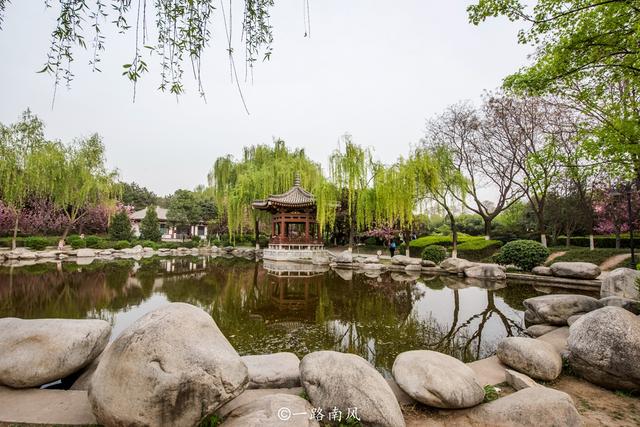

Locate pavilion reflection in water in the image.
[262,259,327,311]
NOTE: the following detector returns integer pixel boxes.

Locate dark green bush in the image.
[364,237,378,246]
[457,239,503,261]
[24,236,49,250]
[113,240,131,250]
[67,236,87,249]
[159,242,179,249]
[495,240,550,271]
[110,210,132,241]
[139,240,159,249]
[563,235,636,249]
[409,233,478,257]
[397,242,407,255]
[84,235,103,248]
[421,245,447,263]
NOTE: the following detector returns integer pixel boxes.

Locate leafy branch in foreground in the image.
[0,0,274,103]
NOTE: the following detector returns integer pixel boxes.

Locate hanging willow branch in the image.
[1,0,275,102]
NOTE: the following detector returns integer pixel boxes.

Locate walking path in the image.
[599,253,632,271]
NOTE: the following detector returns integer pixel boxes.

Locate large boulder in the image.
[600,267,640,300]
[465,387,583,427]
[88,303,248,426]
[550,262,601,280]
[532,266,553,276]
[76,248,96,258]
[222,394,319,427]
[599,296,640,315]
[300,351,404,427]
[524,324,558,338]
[523,294,602,325]
[463,264,506,280]
[496,337,562,381]
[392,350,484,408]
[568,306,640,390]
[440,257,476,274]
[391,255,421,266]
[241,353,300,389]
[334,250,353,264]
[0,318,110,388]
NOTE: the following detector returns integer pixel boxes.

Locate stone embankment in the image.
[0,245,262,265]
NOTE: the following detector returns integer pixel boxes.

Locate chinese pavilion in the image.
[252,176,325,261]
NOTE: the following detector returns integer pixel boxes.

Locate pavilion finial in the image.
[293,173,301,187]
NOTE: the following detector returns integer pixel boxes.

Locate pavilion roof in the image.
[252,176,316,210]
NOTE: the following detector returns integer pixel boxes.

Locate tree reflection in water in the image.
[0,257,553,374]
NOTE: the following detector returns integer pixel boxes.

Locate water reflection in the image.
[0,257,577,374]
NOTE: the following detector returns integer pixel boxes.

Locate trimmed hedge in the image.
[421,245,447,264]
[24,236,50,250]
[456,239,503,261]
[495,239,550,271]
[562,235,637,249]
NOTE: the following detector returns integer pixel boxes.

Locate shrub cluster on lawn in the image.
[421,245,447,264]
[495,239,550,271]
[409,233,502,260]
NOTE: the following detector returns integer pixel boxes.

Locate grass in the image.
[199,414,222,427]
[547,247,630,266]
[483,384,499,402]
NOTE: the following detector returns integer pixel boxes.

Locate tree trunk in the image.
[11,212,19,250]
[450,215,458,259]
[483,218,491,240]
[589,234,595,251]
[61,223,72,243]
[254,218,260,250]
[348,215,354,251]
[615,231,621,249]
[565,234,571,248]
[540,233,547,248]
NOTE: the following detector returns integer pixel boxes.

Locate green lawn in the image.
[547,247,631,267]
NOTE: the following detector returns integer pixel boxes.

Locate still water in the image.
[0,256,574,374]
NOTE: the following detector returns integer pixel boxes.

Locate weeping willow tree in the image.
[330,134,441,251]
[0,111,49,249]
[208,139,337,242]
[412,144,467,258]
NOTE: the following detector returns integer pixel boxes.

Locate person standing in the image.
[389,240,396,257]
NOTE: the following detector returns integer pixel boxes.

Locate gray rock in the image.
[532,266,553,276]
[392,255,421,266]
[567,314,584,326]
[335,250,353,264]
[222,394,319,427]
[216,387,303,418]
[404,264,422,272]
[362,255,380,264]
[568,306,640,390]
[362,263,384,270]
[0,318,110,388]
[600,267,640,300]
[71,343,110,390]
[241,352,300,389]
[311,252,331,265]
[440,257,476,274]
[550,261,601,279]
[504,369,540,390]
[421,259,436,267]
[392,350,484,408]
[599,296,640,315]
[300,351,404,427]
[465,387,583,427]
[88,303,248,426]
[75,248,96,258]
[496,337,562,381]
[524,324,559,338]
[464,263,506,280]
[523,294,602,325]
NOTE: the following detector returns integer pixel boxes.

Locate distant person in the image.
[389,240,396,257]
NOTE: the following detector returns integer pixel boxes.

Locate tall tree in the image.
[140,205,162,242]
[167,189,202,232]
[0,110,49,249]
[43,135,119,242]
[469,0,640,187]
[120,182,158,210]
[329,135,373,249]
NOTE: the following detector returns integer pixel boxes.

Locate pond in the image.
[0,256,585,375]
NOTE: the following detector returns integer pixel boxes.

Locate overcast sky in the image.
[0,1,530,197]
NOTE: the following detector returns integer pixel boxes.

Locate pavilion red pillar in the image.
[304,215,310,241]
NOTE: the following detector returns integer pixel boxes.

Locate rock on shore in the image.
[241,352,300,389]
[392,350,484,408]
[300,351,404,427]
[0,318,110,388]
[496,337,562,381]
[523,294,602,325]
[568,306,640,390]
[88,303,248,426]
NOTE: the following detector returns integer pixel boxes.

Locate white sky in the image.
[0,1,530,197]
